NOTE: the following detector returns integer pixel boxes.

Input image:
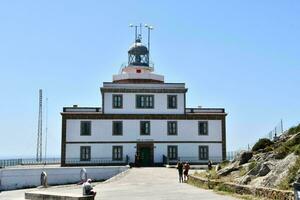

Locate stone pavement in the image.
[0,167,239,200]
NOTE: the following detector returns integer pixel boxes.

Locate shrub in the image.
[220,160,230,168]
[239,167,247,176]
[287,123,300,135]
[216,183,235,193]
[285,133,300,147]
[264,146,273,152]
[294,145,300,155]
[248,161,257,171]
[275,145,290,159]
[252,138,274,151]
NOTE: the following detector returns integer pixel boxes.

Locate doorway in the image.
[136,143,154,167]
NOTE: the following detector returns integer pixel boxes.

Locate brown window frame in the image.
[112,121,123,136]
[167,145,178,160]
[80,146,91,161]
[112,146,123,161]
[198,121,208,135]
[167,95,177,109]
[112,94,123,109]
[167,121,178,135]
[199,145,209,160]
[136,95,154,109]
[140,121,151,135]
[80,121,91,136]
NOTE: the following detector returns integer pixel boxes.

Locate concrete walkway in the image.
[0,168,239,200]
[94,167,238,200]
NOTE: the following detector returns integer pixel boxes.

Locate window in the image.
[167,121,177,135]
[140,121,151,135]
[199,146,209,160]
[167,95,177,109]
[80,146,91,161]
[136,95,154,108]
[168,146,178,160]
[112,146,123,161]
[198,121,208,135]
[112,94,123,108]
[80,121,91,136]
[113,121,123,135]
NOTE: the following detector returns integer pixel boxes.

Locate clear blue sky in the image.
[0,1,299,158]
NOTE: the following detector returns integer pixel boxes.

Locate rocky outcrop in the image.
[247,162,272,177]
[250,153,298,188]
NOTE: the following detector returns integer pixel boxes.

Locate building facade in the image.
[61,34,227,167]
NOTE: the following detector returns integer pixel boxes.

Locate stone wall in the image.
[188,175,294,200]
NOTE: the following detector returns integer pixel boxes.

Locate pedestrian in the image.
[82,179,97,197]
[183,162,190,182]
[208,160,212,170]
[135,152,140,167]
[176,161,184,183]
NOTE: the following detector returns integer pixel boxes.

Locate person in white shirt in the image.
[82,179,97,196]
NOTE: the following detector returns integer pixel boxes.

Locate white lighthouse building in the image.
[61,29,227,167]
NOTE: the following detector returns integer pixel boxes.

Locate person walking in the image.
[208,160,212,170]
[82,179,97,197]
[183,162,190,182]
[176,161,184,183]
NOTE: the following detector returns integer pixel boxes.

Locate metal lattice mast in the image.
[36,89,43,162]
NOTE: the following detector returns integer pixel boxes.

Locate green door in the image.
[140,147,151,167]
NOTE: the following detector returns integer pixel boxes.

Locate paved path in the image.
[0,168,239,200]
[96,167,238,200]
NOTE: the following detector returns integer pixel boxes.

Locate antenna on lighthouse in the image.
[145,24,154,60]
[36,89,43,162]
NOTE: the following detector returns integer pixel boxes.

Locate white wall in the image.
[66,143,222,163]
[66,143,136,163]
[0,166,128,191]
[103,93,185,114]
[66,119,222,142]
[154,143,222,163]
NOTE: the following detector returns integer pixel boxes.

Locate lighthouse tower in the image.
[113,26,164,83]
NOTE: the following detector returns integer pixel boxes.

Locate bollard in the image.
[80,168,87,183]
[40,171,48,187]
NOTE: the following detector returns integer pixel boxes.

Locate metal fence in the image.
[162,155,223,165]
[65,156,129,165]
[0,156,130,168]
[0,158,61,168]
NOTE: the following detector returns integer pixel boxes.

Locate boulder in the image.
[248,162,272,177]
[217,163,239,176]
[237,151,253,165]
[258,163,271,176]
[239,175,252,185]
[248,162,262,176]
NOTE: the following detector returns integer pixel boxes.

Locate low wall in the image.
[188,175,294,200]
[0,166,129,191]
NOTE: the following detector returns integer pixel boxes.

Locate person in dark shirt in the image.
[176,161,184,183]
[208,160,212,170]
[183,162,190,182]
